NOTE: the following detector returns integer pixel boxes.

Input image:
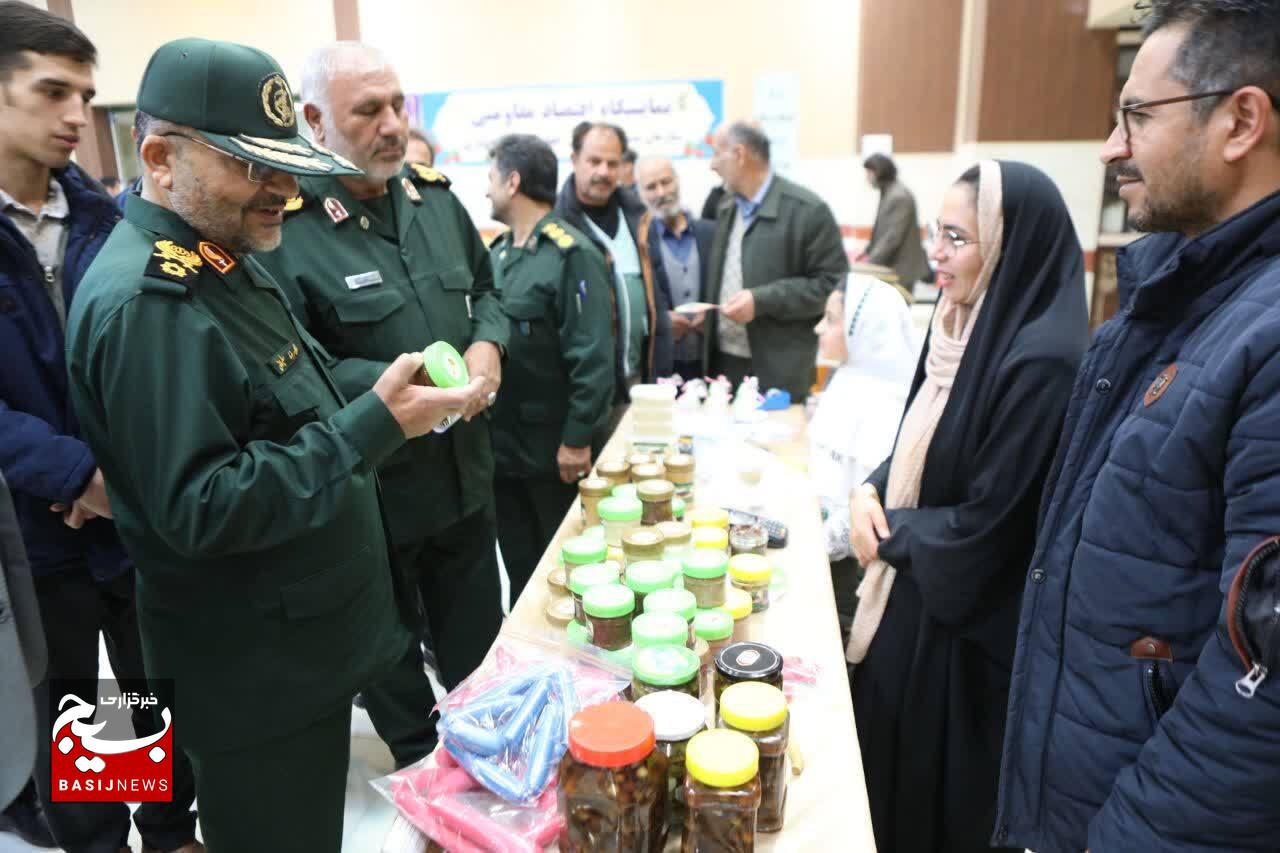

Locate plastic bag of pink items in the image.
[370,632,629,852]
[779,652,822,703]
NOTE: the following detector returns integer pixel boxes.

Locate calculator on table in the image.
[727,509,789,549]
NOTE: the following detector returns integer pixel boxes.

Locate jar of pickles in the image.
[663,453,695,501]
[622,528,665,566]
[718,682,789,832]
[569,562,620,625]
[728,554,772,613]
[681,729,762,853]
[625,560,680,603]
[596,459,631,488]
[583,583,636,651]
[728,522,768,557]
[682,551,728,609]
[634,690,706,826]
[632,644,701,700]
[713,642,784,706]
[657,521,693,563]
[559,701,668,852]
[563,535,609,573]
[692,527,729,557]
[636,479,676,526]
[632,610,689,649]
[598,496,643,547]
[721,589,754,642]
[578,476,613,528]
[643,588,699,647]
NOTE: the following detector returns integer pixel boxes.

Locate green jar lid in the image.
[562,535,608,565]
[569,562,620,595]
[683,550,729,579]
[582,583,636,618]
[632,611,689,648]
[582,525,607,541]
[644,588,698,621]
[420,341,469,389]
[672,496,687,519]
[612,483,639,500]
[693,609,734,641]
[626,560,679,595]
[632,645,700,686]
[566,620,591,647]
[598,496,643,522]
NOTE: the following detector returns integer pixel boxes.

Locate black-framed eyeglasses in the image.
[928,220,979,255]
[161,132,281,183]
[1114,89,1280,143]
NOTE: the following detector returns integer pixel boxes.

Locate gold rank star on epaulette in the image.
[283,195,304,212]
[540,221,574,250]
[145,239,203,283]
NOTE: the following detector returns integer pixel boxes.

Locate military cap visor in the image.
[137,38,361,178]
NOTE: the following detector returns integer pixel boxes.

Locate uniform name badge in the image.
[345,270,383,290]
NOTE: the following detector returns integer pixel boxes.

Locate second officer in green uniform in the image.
[484,134,615,596]
[257,43,508,766]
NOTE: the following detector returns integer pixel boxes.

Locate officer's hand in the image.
[849,485,890,566]
[61,502,99,530]
[721,291,755,324]
[690,310,707,333]
[375,353,485,439]
[557,444,592,485]
[461,341,502,421]
[669,311,692,342]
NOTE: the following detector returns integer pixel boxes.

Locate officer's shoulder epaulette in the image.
[282,192,308,217]
[408,162,452,189]
[140,239,202,296]
[540,220,578,254]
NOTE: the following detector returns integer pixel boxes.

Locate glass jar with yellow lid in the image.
[728,553,772,613]
[717,682,790,832]
[681,729,762,853]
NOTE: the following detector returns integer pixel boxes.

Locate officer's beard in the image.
[320,120,404,186]
[169,171,283,254]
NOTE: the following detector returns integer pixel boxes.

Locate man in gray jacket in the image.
[859,153,931,289]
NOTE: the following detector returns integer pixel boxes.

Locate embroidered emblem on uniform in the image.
[259,73,296,128]
[324,197,349,225]
[401,177,421,202]
[269,341,301,376]
[197,241,237,275]
[151,240,203,279]
[1144,363,1178,407]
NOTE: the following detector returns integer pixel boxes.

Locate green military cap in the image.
[137,38,361,177]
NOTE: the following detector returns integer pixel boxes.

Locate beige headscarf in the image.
[846,161,1004,664]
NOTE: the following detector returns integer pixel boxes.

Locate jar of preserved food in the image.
[657,521,693,563]
[663,453,695,500]
[634,690,706,826]
[630,461,666,484]
[622,528,666,567]
[631,610,689,650]
[728,523,768,557]
[692,610,735,691]
[547,567,568,596]
[682,551,728,609]
[583,583,636,651]
[721,589,753,642]
[625,560,680,603]
[713,641,783,707]
[578,476,614,528]
[545,596,576,627]
[727,554,772,613]
[643,588,698,646]
[685,506,729,532]
[692,527,729,557]
[717,682,789,832]
[558,701,667,852]
[569,562,621,625]
[627,452,655,469]
[681,729,761,853]
[563,535,609,572]
[582,524,607,542]
[598,496,643,547]
[596,459,631,488]
[631,644,701,700]
[637,479,676,526]
[612,482,639,501]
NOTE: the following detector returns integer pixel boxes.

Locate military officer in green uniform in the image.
[257,43,507,767]
[483,134,615,596]
[63,39,483,852]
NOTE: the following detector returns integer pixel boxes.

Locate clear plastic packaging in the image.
[682,729,762,853]
[718,682,790,832]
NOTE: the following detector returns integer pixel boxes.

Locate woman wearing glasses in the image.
[845,160,1089,852]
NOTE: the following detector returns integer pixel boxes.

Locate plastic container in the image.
[721,589,754,642]
[630,462,666,484]
[622,528,666,567]
[637,479,676,526]
[558,701,668,852]
[578,476,613,528]
[672,496,686,521]
[582,524,607,542]
[728,554,772,613]
[682,551,728,610]
[644,588,699,646]
[713,642,784,707]
[718,682,789,832]
[563,535,609,572]
[686,507,730,532]
[632,644,701,700]
[635,690,706,826]
[657,521,693,563]
[569,563,621,625]
[728,523,768,557]
[626,452,656,470]
[625,560,680,602]
[582,583,636,651]
[598,496,643,547]
[663,453,695,501]
[419,341,470,433]
[612,483,639,501]
[693,610,735,678]
[631,611,690,649]
[682,729,762,853]
[547,567,568,595]
[596,460,631,488]
[566,619,591,647]
[545,596,576,627]
[692,527,729,557]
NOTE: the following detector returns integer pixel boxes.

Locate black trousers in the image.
[362,502,505,768]
[493,476,577,602]
[31,569,198,853]
[711,351,753,388]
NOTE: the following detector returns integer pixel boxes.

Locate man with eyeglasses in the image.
[65,39,485,851]
[996,3,1280,852]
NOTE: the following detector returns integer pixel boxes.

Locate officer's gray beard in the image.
[321,120,404,185]
[169,172,281,254]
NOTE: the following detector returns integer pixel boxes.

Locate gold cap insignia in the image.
[259,73,296,129]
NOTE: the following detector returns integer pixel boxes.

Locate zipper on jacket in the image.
[1229,536,1280,698]
[1237,662,1269,699]
[1143,660,1171,718]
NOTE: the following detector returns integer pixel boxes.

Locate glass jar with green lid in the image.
[718,682,790,832]
[595,459,631,488]
[721,588,754,642]
[635,690,706,826]
[625,560,679,603]
[643,588,698,646]
[612,482,638,501]
[582,524,606,541]
[622,528,665,567]
[598,495,643,547]
[631,644,701,700]
[693,609,735,690]
[583,583,636,651]
[682,550,728,609]
[657,521,693,562]
[682,729,762,853]
[569,563,621,626]
[636,478,676,526]
[631,610,689,649]
[563,535,608,572]
[630,461,666,484]
[577,476,613,528]
[728,553,772,612]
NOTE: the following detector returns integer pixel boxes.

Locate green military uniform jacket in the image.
[64,196,409,750]
[703,174,850,399]
[488,212,615,477]
[257,163,509,543]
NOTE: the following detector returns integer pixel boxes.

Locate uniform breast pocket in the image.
[331,286,407,326]
[419,265,475,346]
[249,370,323,443]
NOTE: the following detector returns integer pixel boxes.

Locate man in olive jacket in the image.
[702,122,848,399]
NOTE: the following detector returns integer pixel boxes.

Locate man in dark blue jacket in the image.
[0,5,199,851]
[996,3,1280,851]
